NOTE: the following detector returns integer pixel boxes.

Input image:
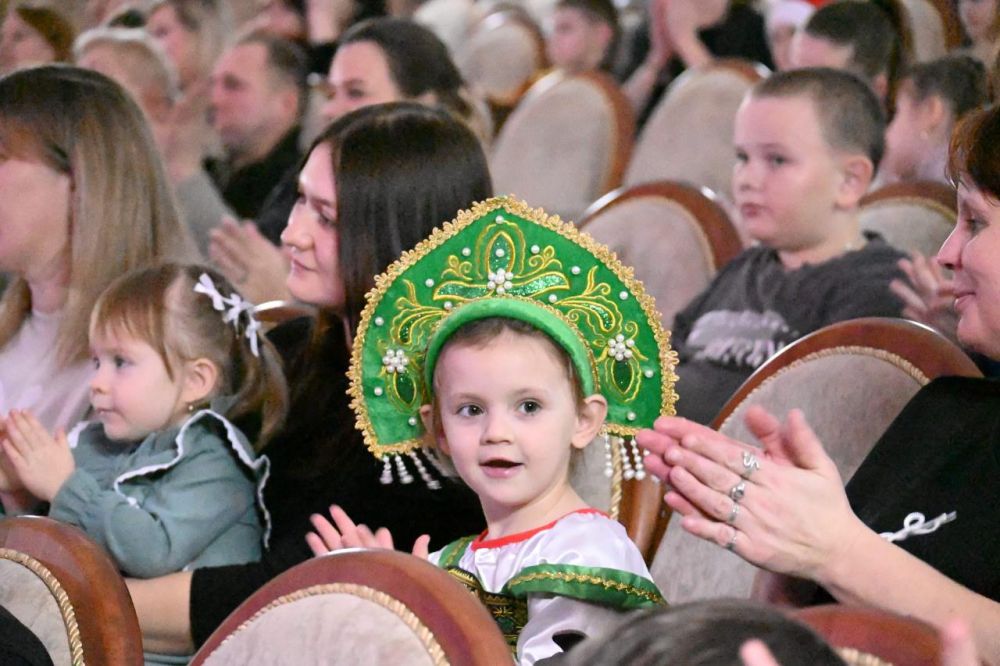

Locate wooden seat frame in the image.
[0,516,143,665]
[191,549,511,665]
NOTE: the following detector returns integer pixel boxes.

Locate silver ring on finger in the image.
[727,501,739,524]
[725,527,738,552]
[729,480,746,502]
[741,451,761,479]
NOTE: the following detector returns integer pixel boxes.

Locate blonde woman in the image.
[0,65,194,433]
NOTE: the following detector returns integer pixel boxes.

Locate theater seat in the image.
[0,516,143,665]
[649,318,979,604]
[191,549,510,666]
[491,70,634,223]
[860,180,956,257]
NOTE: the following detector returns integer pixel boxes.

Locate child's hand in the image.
[1,410,75,502]
[0,425,25,494]
[306,505,431,559]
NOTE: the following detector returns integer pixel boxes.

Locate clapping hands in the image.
[0,410,74,503]
[306,504,431,559]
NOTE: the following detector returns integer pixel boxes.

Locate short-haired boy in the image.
[546,0,620,74]
[790,1,902,107]
[672,68,906,424]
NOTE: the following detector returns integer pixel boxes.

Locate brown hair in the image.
[13,6,76,63]
[90,264,288,447]
[432,317,586,408]
[0,66,192,368]
[947,103,1000,199]
[750,67,886,170]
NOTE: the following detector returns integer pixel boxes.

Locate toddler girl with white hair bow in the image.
[0,263,286,586]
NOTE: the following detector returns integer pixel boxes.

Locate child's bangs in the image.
[90,275,172,374]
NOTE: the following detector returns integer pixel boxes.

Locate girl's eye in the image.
[346,88,367,100]
[519,400,541,415]
[91,357,100,369]
[766,153,787,166]
[734,149,748,163]
[962,213,986,235]
[113,355,129,369]
[456,404,483,417]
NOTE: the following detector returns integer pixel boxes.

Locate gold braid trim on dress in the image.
[837,647,894,666]
[509,569,664,605]
[212,583,447,665]
[718,346,929,433]
[0,547,84,665]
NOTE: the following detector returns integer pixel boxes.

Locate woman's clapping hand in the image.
[637,407,867,583]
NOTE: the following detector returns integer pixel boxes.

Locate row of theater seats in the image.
[468,0,963,224]
[0,514,957,664]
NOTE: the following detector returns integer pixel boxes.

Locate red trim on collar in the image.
[470,508,606,551]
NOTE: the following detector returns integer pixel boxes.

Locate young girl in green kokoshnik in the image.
[307,197,676,664]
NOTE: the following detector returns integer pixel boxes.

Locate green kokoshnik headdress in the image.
[348,197,678,488]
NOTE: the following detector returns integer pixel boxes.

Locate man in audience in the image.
[546,0,619,75]
[790,1,901,108]
[206,32,308,221]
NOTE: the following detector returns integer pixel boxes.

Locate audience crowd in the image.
[0,0,997,664]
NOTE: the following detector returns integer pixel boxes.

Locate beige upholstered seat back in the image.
[650,348,929,604]
[581,196,716,329]
[625,66,756,197]
[0,556,76,665]
[202,589,438,666]
[859,198,955,257]
[491,73,628,222]
[457,13,543,105]
[902,0,948,61]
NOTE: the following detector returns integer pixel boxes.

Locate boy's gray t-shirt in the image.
[671,233,907,424]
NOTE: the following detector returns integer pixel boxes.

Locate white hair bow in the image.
[194,273,262,357]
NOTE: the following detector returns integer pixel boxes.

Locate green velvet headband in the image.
[348,197,678,487]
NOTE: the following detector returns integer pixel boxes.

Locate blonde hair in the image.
[90,264,288,447]
[74,27,181,108]
[148,0,232,86]
[0,65,192,368]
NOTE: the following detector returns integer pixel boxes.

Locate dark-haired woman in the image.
[127,103,491,657]
[210,17,488,306]
[640,104,1000,661]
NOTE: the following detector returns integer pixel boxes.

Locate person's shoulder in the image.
[529,510,646,569]
[856,233,909,264]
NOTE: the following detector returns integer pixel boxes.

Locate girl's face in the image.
[546,7,608,73]
[0,12,56,73]
[422,331,601,533]
[282,143,345,310]
[937,181,1000,359]
[959,0,998,43]
[321,41,403,122]
[147,5,200,87]
[881,85,935,182]
[89,330,198,441]
[0,151,71,286]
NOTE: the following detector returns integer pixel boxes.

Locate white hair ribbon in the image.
[194,273,262,357]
